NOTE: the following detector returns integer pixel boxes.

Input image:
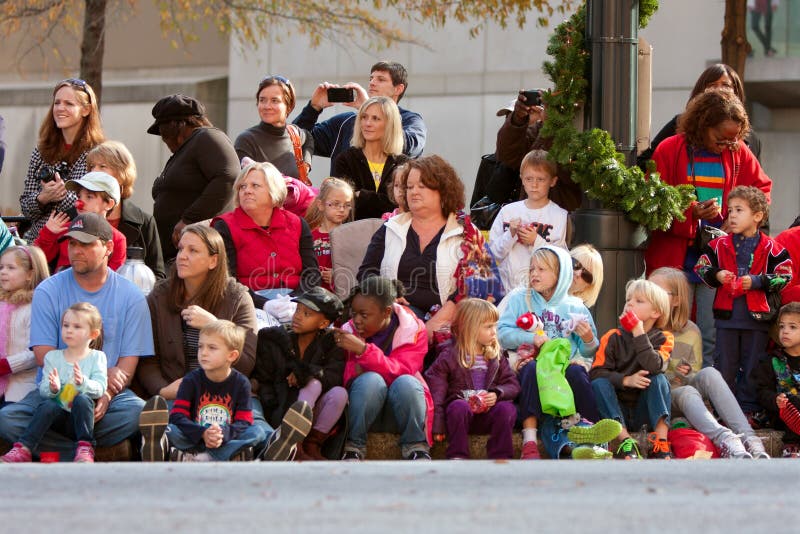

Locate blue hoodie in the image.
[498,245,598,367]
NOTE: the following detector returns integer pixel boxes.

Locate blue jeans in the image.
[346,372,428,457]
[0,388,144,455]
[591,374,671,432]
[166,423,266,461]
[20,393,95,450]
[518,360,600,422]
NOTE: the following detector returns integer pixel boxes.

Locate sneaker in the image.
[341,450,364,462]
[139,395,169,462]
[647,433,672,459]
[520,441,541,460]
[743,435,770,459]
[614,437,641,460]
[782,443,800,458]
[169,448,211,462]
[567,419,622,446]
[1,443,32,463]
[231,446,254,462]
[261,400,313,461]
[745,410,770,430]
[74,441,95,463]
[407,450,432,461]
[718,433,752,459]
[572,444,613,460]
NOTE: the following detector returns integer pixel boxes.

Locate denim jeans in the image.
[0,388,144,456]
[346,372,428,458]
[591,374,671,432]
[20,393,95,450]
[517,360,600,422]
[166,423,266,461]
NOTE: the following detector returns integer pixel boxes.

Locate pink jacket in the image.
[342,303,433,445]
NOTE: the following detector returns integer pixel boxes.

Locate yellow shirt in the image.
[367,160,385,191]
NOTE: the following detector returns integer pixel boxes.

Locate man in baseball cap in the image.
[58,212,113,244]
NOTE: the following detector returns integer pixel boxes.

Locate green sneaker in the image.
[614,437,641,460]
[567,419,622,445]
[572,445,613,460]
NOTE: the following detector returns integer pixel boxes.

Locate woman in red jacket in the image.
[646,88,772,368]
[212,161,320,309]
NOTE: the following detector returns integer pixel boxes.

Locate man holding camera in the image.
[496,91,582,212]
[294,61,427,173]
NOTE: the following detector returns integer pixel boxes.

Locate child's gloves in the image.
[516,312,544,334]
[619,310,640,332]
[263,294,296,324]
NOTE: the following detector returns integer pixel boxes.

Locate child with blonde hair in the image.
[0,246,49,403]
[650,267,767,458]
[591,279,674,459]
[569,244,604,308]
[305,178,355,292]
[1,302,107,463]
[425,299,520,459]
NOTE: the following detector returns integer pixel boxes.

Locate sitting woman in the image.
[358,155,466,333]
[136,223,257,403]
[234,75,313,182]
[212,161,320,308]
[336,277,432,461]
[333,96,408,220]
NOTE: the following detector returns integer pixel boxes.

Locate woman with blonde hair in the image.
[569,244,604,308]
[333,96,408,220]
[19,78,105,241]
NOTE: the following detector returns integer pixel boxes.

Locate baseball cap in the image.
[292,287,343,322]
[65,171,121,206]
[58,212,113,244]
[147,94,206,135]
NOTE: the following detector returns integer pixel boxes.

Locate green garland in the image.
[540,1,695,232]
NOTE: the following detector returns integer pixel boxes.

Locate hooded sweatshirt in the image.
[498,245,598,368]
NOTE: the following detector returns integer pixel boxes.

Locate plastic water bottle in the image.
[118,246,155,295]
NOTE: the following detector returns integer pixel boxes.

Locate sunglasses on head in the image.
[260,75,290,86]
[572,258,593,284]
[62,78,91,103]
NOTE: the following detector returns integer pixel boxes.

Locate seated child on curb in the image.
[650,267,768,459]
[754,302,800,458]
[425,298,520,459]
[489,149,568,291]
[1,302,107,463]
[34,171,127,271]
[590,279,674,459]
[695,185,792,417]
[166,320,267,461]
[253,287,348,460]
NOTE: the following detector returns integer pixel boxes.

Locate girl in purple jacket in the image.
[425,298,520,459]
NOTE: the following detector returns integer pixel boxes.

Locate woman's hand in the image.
[692,199,721,221]
[49,367,60,394]
[334,328,367,355]
[73,362,83,386]
[37,174,68,205]
[44,211,71,234]
[181,305,217,330]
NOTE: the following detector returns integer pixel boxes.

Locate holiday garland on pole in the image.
[540,0,695,232]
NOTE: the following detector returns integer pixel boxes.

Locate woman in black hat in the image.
[149,94,240,261]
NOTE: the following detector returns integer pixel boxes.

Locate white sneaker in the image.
[742,434,770,459]
[718,433,753,459]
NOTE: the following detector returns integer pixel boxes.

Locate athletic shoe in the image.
[614,437,641,460]
[139,395,169,462]
[341,450,364,462]
[571,444,613,460]
[231,446,255,462]
[647,433,672,459]
[520,441,541,460]
[1,443,32,463]
[567,419,622,446]
[261,400,313,461]
[407,450,432,461]
[718,433,752,459]
[742,435,770,459]
[74,441,95,463]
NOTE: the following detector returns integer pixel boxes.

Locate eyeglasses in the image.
[326,201,352,210]
[260,75,291,86]
[572,258,593,284]
[61,78,91,103]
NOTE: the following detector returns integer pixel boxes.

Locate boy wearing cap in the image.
[34,171,127,271]
[253,287,348,460]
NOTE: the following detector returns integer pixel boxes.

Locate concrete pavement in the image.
[3,460,799,533]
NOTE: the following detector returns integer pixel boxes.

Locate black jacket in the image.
[253,326,345,428]
[118,200,166,279]
[333,147,407,220]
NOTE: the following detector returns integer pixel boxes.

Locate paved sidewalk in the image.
[3,460,799,533]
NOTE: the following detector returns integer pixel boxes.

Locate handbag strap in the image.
[287,125,312,186]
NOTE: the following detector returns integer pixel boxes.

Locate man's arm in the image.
[400,110,426,158]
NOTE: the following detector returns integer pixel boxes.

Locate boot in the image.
[301,428,330,461]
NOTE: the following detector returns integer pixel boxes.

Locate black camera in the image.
[37,161,69,183]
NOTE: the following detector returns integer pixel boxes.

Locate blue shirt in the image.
[30,268,154,382]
